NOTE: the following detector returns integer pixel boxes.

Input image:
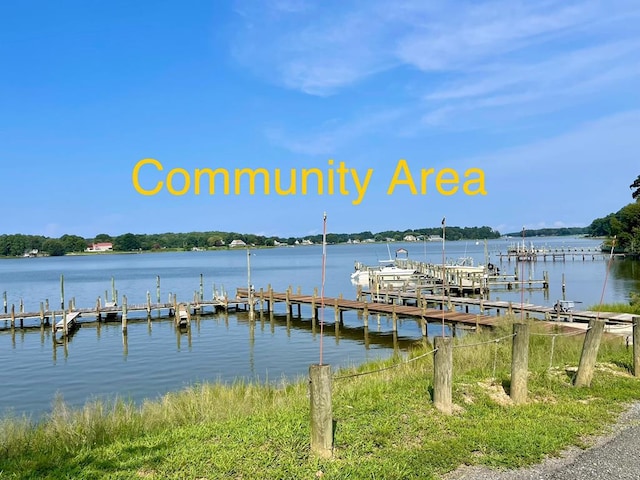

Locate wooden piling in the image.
[511,323,529,404]
[10,304,15,328]
[122,295,128,333]
[60,274,65,309]
[199,273,204,301]
[146,291,152,317]
[433,336,453,415]
[309,364,333,458]
[96,297,101,321]
[633,316,640,377]
[2,291,6,314]
[574,319,605,387]
[39,302,44,325]
[392,304,397,331]
[156,275,161,303]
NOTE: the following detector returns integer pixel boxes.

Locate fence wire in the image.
[333,347,437,380]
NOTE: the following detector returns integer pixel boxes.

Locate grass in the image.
[1,317,639,479]
[587,302,640,315]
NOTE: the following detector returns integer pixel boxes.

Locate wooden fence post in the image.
[511,322,529,404]
[574,319,605,387]
[633,316,640,377]
[433,336,453,414]
[309,364,333,458]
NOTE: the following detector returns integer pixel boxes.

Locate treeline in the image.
[587,201,640,254]
[504,227,588,237]
[0,225,501,257]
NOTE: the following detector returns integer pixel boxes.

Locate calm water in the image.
[1,237,638,419]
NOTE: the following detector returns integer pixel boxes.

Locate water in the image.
[1,237,638,420]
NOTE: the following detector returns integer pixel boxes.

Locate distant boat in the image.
[350,245,417,285]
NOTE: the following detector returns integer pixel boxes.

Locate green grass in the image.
[1,318,638,479]
[587,302,640,315]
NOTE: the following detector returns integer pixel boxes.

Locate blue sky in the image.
[1,0,639,238]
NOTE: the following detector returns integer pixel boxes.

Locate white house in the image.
[229,239,247,248]
[86,242,113,252]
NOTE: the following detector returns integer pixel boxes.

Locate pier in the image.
[497,245,624,262]
[1,281,635,342]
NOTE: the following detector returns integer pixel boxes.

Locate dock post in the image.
[363,302,369,327]
[356,284,362,302]
[146,291,151,317]
[511,323,530,404]
[309,364,333,458]
[259,288,264,314]
[39,302,44,326]
[421,317,427,337]
[334,299,339,332]
[286,288,292,316]
[267,285,273,314]
[111,277,116,306]
[574,319,605,387]
[62,305,67,337]
[10,304,15,329]
[2,291,6,314]
[433,336,453,414]
[96,297,101,321]
[633,316,639,377]
[200,273,204,302]
[60,274,65,309]
[392,304,397,331]
[156,275,161,304]
[19,298,23,313]
[51,310,55,334]
[122,295,128,333]
[311,292,317,325]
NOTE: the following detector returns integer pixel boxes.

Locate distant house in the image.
[86,242,113,252]
[403,235,418,242]
[229,239,247,248]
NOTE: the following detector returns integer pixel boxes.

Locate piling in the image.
[122,295,128,333]
[146,291,151,317]
[60,274,65,309]
[156,275,161,304]
[10,304,15,329]
[199,273,204,302]
[574,319,605,387]
[39,302,44,325]
[309,364,333,458]
[2,291,6,314]
[433,336,453,414]
[633,316,640,377]
[510,323,530,404]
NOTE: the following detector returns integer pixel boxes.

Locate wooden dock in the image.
[1,285,635,342]
[497,245,625,262]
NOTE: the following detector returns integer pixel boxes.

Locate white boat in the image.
[351,246,417,286]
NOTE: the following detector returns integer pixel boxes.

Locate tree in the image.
[42,239,65,256]
[114,233,141,251]
[631,174,640,201]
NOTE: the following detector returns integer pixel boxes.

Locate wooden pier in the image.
[1,284,634,343]
[497,245,624,262]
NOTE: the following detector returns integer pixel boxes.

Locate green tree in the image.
[631,174,640,201]
[114,233,141,251]
[60,234,87,253]
[42,239,65,256]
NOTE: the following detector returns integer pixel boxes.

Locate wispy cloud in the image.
[232,0,640,151]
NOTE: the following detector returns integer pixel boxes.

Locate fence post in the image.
[633,316,640,377]
[511,323,529,404]
[309,364,333,458]
[574,319,605,387]
[433,336,453,414]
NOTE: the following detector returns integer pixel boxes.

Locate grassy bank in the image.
[1,318,638,479]
[588,302,640,315]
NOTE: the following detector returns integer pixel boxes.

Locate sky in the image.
[1,0,639,239]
